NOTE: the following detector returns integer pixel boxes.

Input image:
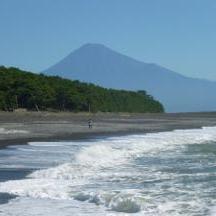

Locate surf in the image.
[1,126,216,215]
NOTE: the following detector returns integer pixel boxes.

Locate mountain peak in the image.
[43,44,216,112]
[76,43,110,52]
[80,43,107,48]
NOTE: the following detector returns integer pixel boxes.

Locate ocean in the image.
[1,127,216,215]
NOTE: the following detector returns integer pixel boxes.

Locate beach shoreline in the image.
[1,111,216,148]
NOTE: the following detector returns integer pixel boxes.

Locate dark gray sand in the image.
[1,111,216,147]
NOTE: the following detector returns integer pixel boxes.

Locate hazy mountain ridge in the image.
[44,43,216,112]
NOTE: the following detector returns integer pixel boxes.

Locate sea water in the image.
[1,127,216,215]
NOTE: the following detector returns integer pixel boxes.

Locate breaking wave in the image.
[1,126,216,215]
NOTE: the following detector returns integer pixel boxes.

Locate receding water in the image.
[1,127,216,215]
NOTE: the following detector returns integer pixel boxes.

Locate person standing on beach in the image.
[88,119,93,129]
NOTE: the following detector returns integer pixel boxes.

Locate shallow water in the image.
[1,127,216,215]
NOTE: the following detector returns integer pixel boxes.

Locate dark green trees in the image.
[0,66,164,113]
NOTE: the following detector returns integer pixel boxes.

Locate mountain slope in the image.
[44,43,216,112]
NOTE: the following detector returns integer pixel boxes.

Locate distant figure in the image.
[88,119,93,129]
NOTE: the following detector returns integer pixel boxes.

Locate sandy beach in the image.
[1,111,216,147]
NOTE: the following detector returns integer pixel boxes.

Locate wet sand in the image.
[1,111,216,147]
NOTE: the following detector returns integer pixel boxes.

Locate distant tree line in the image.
[0,66,164,113]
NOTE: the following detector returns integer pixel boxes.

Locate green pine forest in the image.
[0,66,164,113]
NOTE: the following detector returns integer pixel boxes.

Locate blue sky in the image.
[1,0,216,80]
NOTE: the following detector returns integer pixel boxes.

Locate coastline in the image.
[1,111,216,148]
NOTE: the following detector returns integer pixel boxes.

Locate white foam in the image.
[75,144,128,168]
[211,206,216,216]
[0,197,109,216]
[28,142,73,147]
[0,128,29,134]
[0,179,72,199]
